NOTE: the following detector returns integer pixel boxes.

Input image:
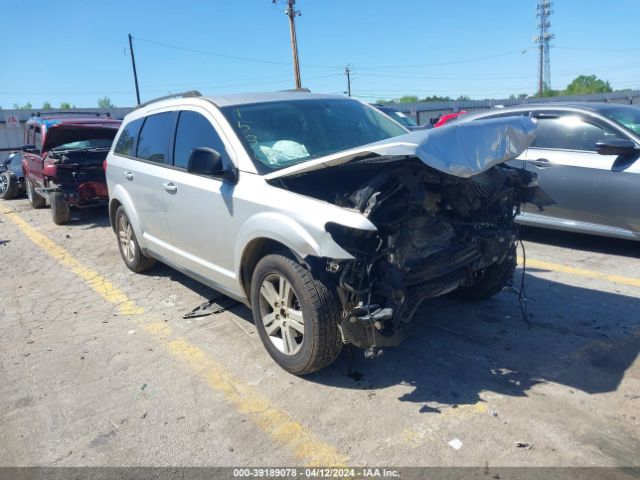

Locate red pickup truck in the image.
[21,113,121,224]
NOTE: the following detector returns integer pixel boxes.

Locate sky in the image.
[2,0,639,108]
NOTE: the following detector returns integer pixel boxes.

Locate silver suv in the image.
[106,91,549,375]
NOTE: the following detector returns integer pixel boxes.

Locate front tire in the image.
[50,192,71,225]
[115,206,156,273]
[26,178,46,208]
[251,254,343,375]
[0,172,19,200]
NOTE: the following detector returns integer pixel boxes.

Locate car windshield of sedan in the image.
[51,138,114,151]
[600,106,640,135]
[377,107,419,128]
[221,99,408,174]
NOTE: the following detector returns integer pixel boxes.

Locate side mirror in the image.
[187,147,238,183]
[22,144,37,153]
[595,138,638,156]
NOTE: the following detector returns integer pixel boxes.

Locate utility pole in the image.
[345,65,352,97]
[284,0,302,89]
[534,1,554,97]
[128,34,141,105]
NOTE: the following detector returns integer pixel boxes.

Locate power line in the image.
[134,36,294,67]
[130,36,537,71]
[554,46,640,52]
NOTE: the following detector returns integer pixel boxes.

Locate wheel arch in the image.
[108,185,147,251]
[239,238,299,306]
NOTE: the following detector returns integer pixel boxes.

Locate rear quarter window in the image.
[114,118,144,157]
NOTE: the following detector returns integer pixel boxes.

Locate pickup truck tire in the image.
[26,178,46,208]
[115,206,156,273]
[0,172,19,200]
[251,254,343,375]
[451,246,517,301]
[50,192,71,225]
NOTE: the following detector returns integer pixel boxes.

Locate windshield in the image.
[51,138,115,151]
[221,99,408,174]
[599,105,640,135]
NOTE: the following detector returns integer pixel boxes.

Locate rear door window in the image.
[136,112,177,164]
[114,118,144,157]
[173,111,228,169]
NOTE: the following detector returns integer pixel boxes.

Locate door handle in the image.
[529,158,552,168]
[123,171,134,180]
[163,182,178,193]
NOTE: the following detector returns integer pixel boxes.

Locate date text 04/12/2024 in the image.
[232,468,400,478]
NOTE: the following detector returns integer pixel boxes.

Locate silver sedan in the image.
[457,103,640,241]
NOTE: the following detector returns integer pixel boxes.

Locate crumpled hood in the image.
[264,116,536,180]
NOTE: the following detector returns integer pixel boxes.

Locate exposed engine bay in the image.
[271,156,552,352]
[45,148,110,205]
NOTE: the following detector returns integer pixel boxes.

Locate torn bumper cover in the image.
[271,116,553,350]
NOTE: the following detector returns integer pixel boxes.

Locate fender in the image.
[109,183,148,252]
[234,211,368,281]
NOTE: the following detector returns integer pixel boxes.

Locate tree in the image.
[457,95,471,101]
[12,102,32,110]
[60,102,72,109]
[43,101,52,110]
[419,95,452,102]
[565,75,612,95]
[98,96,115,108]
[398,95,418,103]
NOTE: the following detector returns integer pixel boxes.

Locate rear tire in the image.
[251,254,343,375]
[50,192,71,225]
[115,206,156,273]
[26,178,46,208]
[451,246,516,301]
[0,172,19,200]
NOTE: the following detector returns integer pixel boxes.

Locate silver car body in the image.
[106,92,537,305]
[458,103,640,241]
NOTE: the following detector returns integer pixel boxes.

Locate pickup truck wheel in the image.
[26,178,46,208]
[251,254,343,375]
[0,172,19,200]
[115,206,156,273]
[50,192,71,225]
[451,246,517,301]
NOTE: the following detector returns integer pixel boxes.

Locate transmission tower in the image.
[534,0,554,96]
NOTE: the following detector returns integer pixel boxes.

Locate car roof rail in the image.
[31,111,112,118]
[137,90,202,109]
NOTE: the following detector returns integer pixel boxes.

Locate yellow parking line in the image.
[1,207,142,316]
[519,256,640,288]
[0,206,347,467]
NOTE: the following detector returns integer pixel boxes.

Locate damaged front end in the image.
[270,117,552,353]
[45,149,110,206]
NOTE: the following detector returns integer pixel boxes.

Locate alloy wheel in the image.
[0,174,7,196]
[118,214,136,263]
[259,273,305,356]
